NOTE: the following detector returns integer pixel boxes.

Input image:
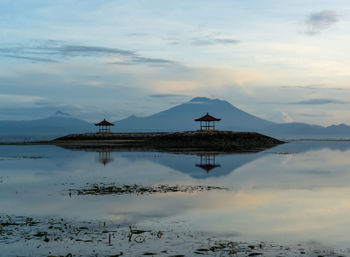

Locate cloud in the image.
[0,94,46,105]
[0,54,58,63]
[167,35,240,46]
[110,56,176,66]
[0,41,174,66]
[305,10,344,35]
[281,85,347,91]
[41,45,134,57]
[290,98,348,105]
[149,94,188,98]
[192,37,240,46]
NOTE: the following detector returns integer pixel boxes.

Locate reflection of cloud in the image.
[298,113,328,118]
[229,190,271,209]
[281,154,293,166]
[296,169,332,175]
[282,112,293,122]
[305,10,344,35]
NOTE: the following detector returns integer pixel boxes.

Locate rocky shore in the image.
[52,131,283,152]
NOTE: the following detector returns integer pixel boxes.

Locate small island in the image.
[52,114,283,152]
[52,131,283,152]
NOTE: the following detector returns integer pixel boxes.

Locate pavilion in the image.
[95,119,114,133]
[194,113,221,131]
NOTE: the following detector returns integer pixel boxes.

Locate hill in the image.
[0,113,93,142]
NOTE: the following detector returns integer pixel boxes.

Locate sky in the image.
[1,0,350,125]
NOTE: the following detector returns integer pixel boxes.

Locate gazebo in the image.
[95,119,114,133]
[194,113,221,131]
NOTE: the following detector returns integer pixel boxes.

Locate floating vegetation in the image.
[69,183,228,196]
[0,214,347,257]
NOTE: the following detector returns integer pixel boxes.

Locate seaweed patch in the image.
[69,183,229,196]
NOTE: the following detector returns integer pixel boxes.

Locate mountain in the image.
[2,98,350,141]
[0,112,93,142]
[261,122,350,139]
[115,97,350,139]
[115,97,275,132]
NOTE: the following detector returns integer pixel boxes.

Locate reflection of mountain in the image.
[195,153,221,173]
[120,151,265,179]
[59,141,350,178]
[60,145,266,178]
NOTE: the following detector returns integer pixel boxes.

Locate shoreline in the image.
[1,212,347,257]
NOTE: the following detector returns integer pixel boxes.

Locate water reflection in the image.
[96,150,114,165]
[78,147,265,178]
[4,142,350,247]
[195,153,220,173]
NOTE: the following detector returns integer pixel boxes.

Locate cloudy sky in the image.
[1,0,350,125]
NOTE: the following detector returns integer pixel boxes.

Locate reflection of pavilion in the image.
[97,150,114,166]
[195,153,221,173]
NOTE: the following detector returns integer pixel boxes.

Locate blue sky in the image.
[1,0,350,125]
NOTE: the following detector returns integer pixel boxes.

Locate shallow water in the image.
[2,141,350,255]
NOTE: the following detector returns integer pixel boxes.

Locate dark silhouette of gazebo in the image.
[195,153,221,173]
[97,150,114,166]
[194,113,221,131]
[95,119,114,133]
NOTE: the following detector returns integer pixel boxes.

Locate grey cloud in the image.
[192,37,240,46]
[120,56,176,66]
[132,56,173,64]
[0,42,174,66]
[149,94,188,98]
[291,98,348,105]
[305,10,344,35]
[0,54,58,63]
[281,85,348,91]
[0,106,78,120]
[215,38,240,44]
[167,36,240,46]
[39,45,134,57]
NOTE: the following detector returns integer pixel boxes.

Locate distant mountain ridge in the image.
[1,98,350,141]
[0,112,93,141]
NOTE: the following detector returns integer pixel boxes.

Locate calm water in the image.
[2,141,350,254]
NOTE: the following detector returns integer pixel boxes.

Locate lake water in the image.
[2,141,350,256]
